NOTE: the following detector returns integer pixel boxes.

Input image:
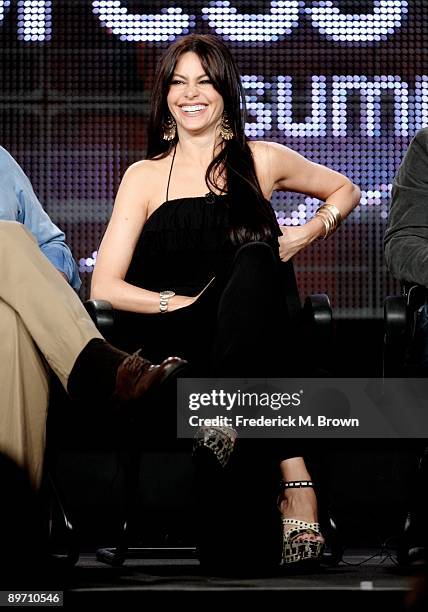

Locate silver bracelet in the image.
[159,290,175,313]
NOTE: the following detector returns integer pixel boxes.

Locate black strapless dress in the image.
[113,184,314,560]
[115,191,306,468]
[125,194,234,296]
[115,194,287,377]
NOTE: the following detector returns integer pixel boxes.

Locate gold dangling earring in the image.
[162,115,177,141]
[219,112,234,141]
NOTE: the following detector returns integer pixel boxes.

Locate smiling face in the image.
[166,51,224,138]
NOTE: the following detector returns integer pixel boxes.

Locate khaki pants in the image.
[0,221,102,488]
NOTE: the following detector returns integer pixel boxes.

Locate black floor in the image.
[34,551,427,610]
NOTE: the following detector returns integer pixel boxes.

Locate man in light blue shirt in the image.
[0,146,80,289]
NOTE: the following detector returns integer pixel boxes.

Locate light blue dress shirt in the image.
[0,146,81,290]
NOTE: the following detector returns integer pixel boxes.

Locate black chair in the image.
[384,282,428,565]
[383,283,428,377]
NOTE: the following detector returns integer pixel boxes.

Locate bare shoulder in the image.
[248,141,294,195]
[123,157,167,182]
[248,139,270,157]
[250,140,296,159]
[121,156,170,202]
[247,140,271,170]
[248,140,299,170]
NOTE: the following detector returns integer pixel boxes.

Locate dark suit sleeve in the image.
[384,128,428,287]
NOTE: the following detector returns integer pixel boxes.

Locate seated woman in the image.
[91,33,360,566]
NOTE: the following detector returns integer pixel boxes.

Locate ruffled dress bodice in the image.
[125,195,234,296]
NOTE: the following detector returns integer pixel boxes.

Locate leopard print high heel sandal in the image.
[193,426,237,467]
[280,480,325,565]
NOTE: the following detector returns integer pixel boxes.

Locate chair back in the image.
[384,283,428,376]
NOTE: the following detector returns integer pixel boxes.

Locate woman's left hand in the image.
[278,225,311,262]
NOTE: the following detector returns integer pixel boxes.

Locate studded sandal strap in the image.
[282,518,320,532]
[282,480,314,489]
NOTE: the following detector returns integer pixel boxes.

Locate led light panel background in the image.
[0,0,425,318]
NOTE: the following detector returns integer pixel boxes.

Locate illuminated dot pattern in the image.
[92,2,195,42]
[331,76,409,138]
[201,1,301,43]
[307,0,408,44]
[276,75,327,137]
[0,1,11,25]
[18,0,52,42]
[0,1,425,317]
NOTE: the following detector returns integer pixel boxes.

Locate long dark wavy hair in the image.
[146,34,279,244]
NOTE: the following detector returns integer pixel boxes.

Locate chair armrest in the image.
[384,295,407,346]
[300,293,333,375]
[303,293,332,334]
[84,299,115,337]
[383,288,426,376]
[403,283,428,311]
